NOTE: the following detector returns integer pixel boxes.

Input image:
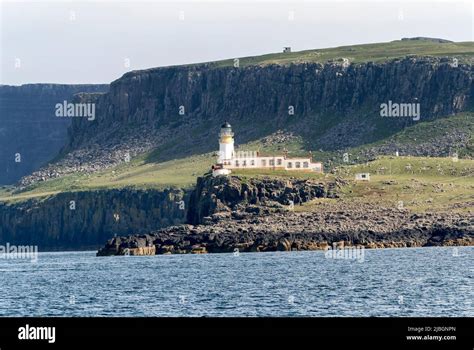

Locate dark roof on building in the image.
[221,121,232,128]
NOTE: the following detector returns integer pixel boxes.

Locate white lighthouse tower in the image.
[218,121,234,164]
[212,122,234,176]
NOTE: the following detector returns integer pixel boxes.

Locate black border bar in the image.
[0,317,472,348]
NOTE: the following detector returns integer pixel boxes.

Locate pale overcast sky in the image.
[1,0,473,85]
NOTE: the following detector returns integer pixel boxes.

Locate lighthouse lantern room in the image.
[218,121,234,164]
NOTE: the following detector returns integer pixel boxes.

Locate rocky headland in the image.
[97,175,473,256]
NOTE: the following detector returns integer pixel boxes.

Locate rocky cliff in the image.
[20,56,473,187]
[0,84,109,185]
[68,57,472,153]
[0,188,187,250]
[97,175,473,256]
[186,175,337,225]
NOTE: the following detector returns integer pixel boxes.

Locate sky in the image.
[1,0,473,85]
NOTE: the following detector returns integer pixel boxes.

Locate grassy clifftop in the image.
[211,39,473,68]
[119,39,474,76]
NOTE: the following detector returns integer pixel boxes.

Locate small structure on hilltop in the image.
[283,47,291,53]
[212,122,323,177]
[355,173,370,181]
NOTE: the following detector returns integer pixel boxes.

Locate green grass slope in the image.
[1,114,472,203]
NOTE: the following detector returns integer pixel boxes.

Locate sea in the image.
[0,247,472,317]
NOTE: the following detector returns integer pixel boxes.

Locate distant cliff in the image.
[0,84,108,185]
[0,188,187,250]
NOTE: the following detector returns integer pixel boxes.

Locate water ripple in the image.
[0,247,472,316]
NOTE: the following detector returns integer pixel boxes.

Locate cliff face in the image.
[66,57,472,156]
[186,175,336,225]
[0,188,188,250]
[0,84,109,184]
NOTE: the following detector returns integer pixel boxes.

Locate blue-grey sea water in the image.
[0,247,472,317]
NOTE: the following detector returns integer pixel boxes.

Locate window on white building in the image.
[261,160,266,166]
[287,162,292,168]
[269,159,275,166]
[303,162,309,168]
[251,160,255,166]
[277,159,282,166]
[295,162,301,168]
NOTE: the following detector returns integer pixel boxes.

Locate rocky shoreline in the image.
[97,175,473,256]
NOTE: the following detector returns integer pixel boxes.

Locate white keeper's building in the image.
[212,122,323,176]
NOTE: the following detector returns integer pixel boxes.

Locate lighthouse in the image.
[218,121,234,164]
[212,121,323,177]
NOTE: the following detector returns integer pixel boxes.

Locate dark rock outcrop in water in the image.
[0,188,187,250]
[21,56,473,186]
[97,176,474,256]
[0,84,108,185]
